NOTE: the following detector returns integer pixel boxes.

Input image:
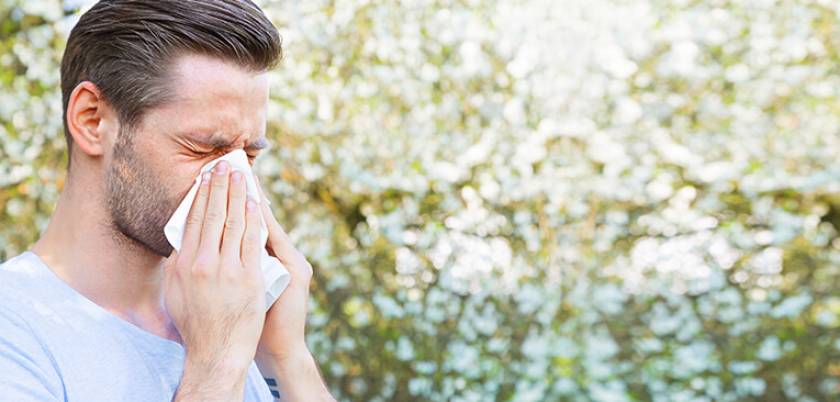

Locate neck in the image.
[30,171,173,337]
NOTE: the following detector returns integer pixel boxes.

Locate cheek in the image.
[162,149,210,184]
[168,162,208,202]
[125,151,180,200]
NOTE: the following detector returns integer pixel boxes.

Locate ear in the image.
[65,81,119,159]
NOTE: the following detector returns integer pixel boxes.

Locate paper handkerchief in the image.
[164,149,291,311]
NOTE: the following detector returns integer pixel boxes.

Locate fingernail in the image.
[246,199,256,211]
[215,161,228,174]
[231,171,242,182]
[201,172,211,183]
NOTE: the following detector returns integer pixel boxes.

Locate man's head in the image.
[60,0,281,257]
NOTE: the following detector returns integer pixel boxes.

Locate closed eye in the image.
[190,149,259,161]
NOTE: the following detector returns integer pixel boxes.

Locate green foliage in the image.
[1,0,838,401]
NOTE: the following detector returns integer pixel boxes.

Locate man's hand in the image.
[253,177,335,401]
[253,176,312,361]
[164,161,266,402]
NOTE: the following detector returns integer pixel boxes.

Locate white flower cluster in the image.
[1,0,838,400]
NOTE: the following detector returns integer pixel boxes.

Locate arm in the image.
[172,357,250,402]
[252,176,336,402]
[256,348,335,402]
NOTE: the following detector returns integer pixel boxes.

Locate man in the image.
[0,1,336,401]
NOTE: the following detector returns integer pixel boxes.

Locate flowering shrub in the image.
[1,0,838,401]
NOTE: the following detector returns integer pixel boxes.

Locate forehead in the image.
[154,53,270,144]
[168,53,269,102]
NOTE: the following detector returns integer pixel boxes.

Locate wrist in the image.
[177,354,250,402]
[185,350,253,376]
[275,348,316,375]
[255,346,335,402]
[256,341,311,366]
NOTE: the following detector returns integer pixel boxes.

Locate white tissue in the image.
[164,149,291,311]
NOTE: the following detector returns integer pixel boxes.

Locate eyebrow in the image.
[185,132,270,152]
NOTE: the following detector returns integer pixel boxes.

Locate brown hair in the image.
[60,0,283,169]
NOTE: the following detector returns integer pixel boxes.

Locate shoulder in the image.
[0,301,46,343]
[0,294,65,400]
[0,252,67,399]
[0,251,53,312]
[0,251,45,290]
[0,252,58,358]
[0,251,70,353]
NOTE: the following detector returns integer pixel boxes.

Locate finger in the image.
[256,186,296,263]
[199,160,230,256]
[221,170,247,264]
[254,175,269,204]
[241,197,262,279]
[253,175,284,247]
[253,175,285,240]
[180,172,212,258]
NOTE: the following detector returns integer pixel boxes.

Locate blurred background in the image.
[1,0,839,401]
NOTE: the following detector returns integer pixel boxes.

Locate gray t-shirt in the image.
[0,251,275,402]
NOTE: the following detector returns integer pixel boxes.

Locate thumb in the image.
[254,176,297,263]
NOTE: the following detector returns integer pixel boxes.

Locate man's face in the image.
[104,54,270,257]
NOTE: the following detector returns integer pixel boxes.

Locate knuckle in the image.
[224,217,243,232]
[232,180,246,194]
[300,260,313,278]
[171,255,188,270]
[221,265,240,282]
[244,227,260,243]
[185,213,203,227]
[242,252,258,268]
[190,265,209,279]
[211,174,228,187]
[241,242,255,256]
[196,182,209,195]
[204,209,224,223]
[191,257,215,278]
[244,234,260,248]
[244,273,261,290]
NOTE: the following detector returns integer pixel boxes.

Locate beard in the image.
[104,127,180,257]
